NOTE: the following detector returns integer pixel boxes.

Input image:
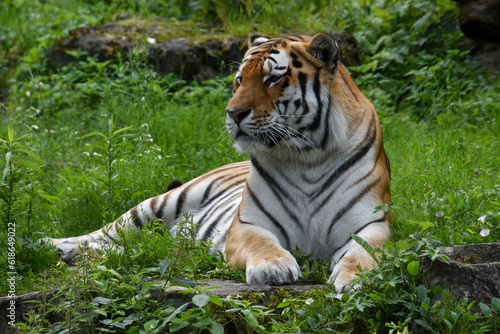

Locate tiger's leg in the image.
[45,194,172,262]
[328,222,390,293]
[225,213,301,285]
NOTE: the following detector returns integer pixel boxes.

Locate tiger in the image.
[46,33,391,293]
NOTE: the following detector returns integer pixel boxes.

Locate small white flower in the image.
[26,91,31,97]
[335,293,343,300]
[141,123,149,130]
[305,298,314,305]
[158,155,162,160]
[31,125,39,131]
[93,152,102,157]
[35,109,42,116]
[147,37,156,45]
[141,96,145,101]
[83,152,90,157]
[478,215,487,223]
[479,229,490,237]
[435,211,444,218]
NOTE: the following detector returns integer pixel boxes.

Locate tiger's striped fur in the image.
[47,33,391,292]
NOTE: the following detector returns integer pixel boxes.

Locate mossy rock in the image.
[48,18,361,81]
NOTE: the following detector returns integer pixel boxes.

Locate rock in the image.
[453,0,500,70]
[423,243,500,305]
[0,279,324,333]
[47,19,361,81]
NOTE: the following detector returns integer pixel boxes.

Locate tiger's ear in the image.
[248,35,269,48]
[307,33,339,72]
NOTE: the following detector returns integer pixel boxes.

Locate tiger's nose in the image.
[226,108,251,123]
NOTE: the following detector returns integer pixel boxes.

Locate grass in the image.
[1,0,499,332]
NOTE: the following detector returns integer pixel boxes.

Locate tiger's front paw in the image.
[246,250,301,286]
[328,255,363,293]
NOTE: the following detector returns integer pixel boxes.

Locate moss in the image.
[454,256,479,264]
[86,17,237,45]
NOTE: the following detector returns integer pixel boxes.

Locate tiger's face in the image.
[226,34,339,156]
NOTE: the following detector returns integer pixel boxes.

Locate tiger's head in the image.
[226,33,360,158]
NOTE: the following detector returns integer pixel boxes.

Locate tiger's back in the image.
[47,33,390,293]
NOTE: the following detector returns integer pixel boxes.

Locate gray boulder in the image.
[453,0,500,70]
[423,242,500,304]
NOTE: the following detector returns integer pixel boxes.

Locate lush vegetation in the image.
[1,0,499,332]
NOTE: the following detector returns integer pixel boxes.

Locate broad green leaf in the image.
[92,308,107,317]
[111,125,134,137]
[93,297,112,305]
[2,166,9,181]
[169,321,189,332]
[491,297,500,313]
[406,261,420,276]
[480,302,492,317]
[5,152,11,166]
[38,203,62,214]
[208,321,224,334]
[143,319,159,331]
[161,303,189,325]
[80,131,108,139]
[192,294,210,308]
[350,233,378,263]
[18,160,42,173]
[108,268,123,279]
[38,193,61,203]
[209,295,223,307]
[15,148,44,164]
[277,301,290,308]
[7,125,14,144]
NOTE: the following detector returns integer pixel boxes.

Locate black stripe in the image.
[327,176,383,236]
[200,206,235,243]
[290,52,302,68]
[196,186,244,231]
[333,215,388,255]
[174,188,187,220]
[352,214,388,237]
[297,72,309,120]
[269,49,280,54]
[246,185,291,248]
[268,56,277,63]
[172,163,248,220]
[320,94,332,149]
[130,206,143,228]
[311,113,376,202]
[102,227,118,243]
[301,70,323,132]
[156,191,173,221]
[250,156,304,232]
[340,69,359,103]
[200,171,247,206]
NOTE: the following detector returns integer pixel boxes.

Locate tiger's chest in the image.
[236,155,380,259]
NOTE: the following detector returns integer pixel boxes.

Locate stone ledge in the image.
[0,279,325,334]
[47,19,361,81]
[423,242,500,305]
